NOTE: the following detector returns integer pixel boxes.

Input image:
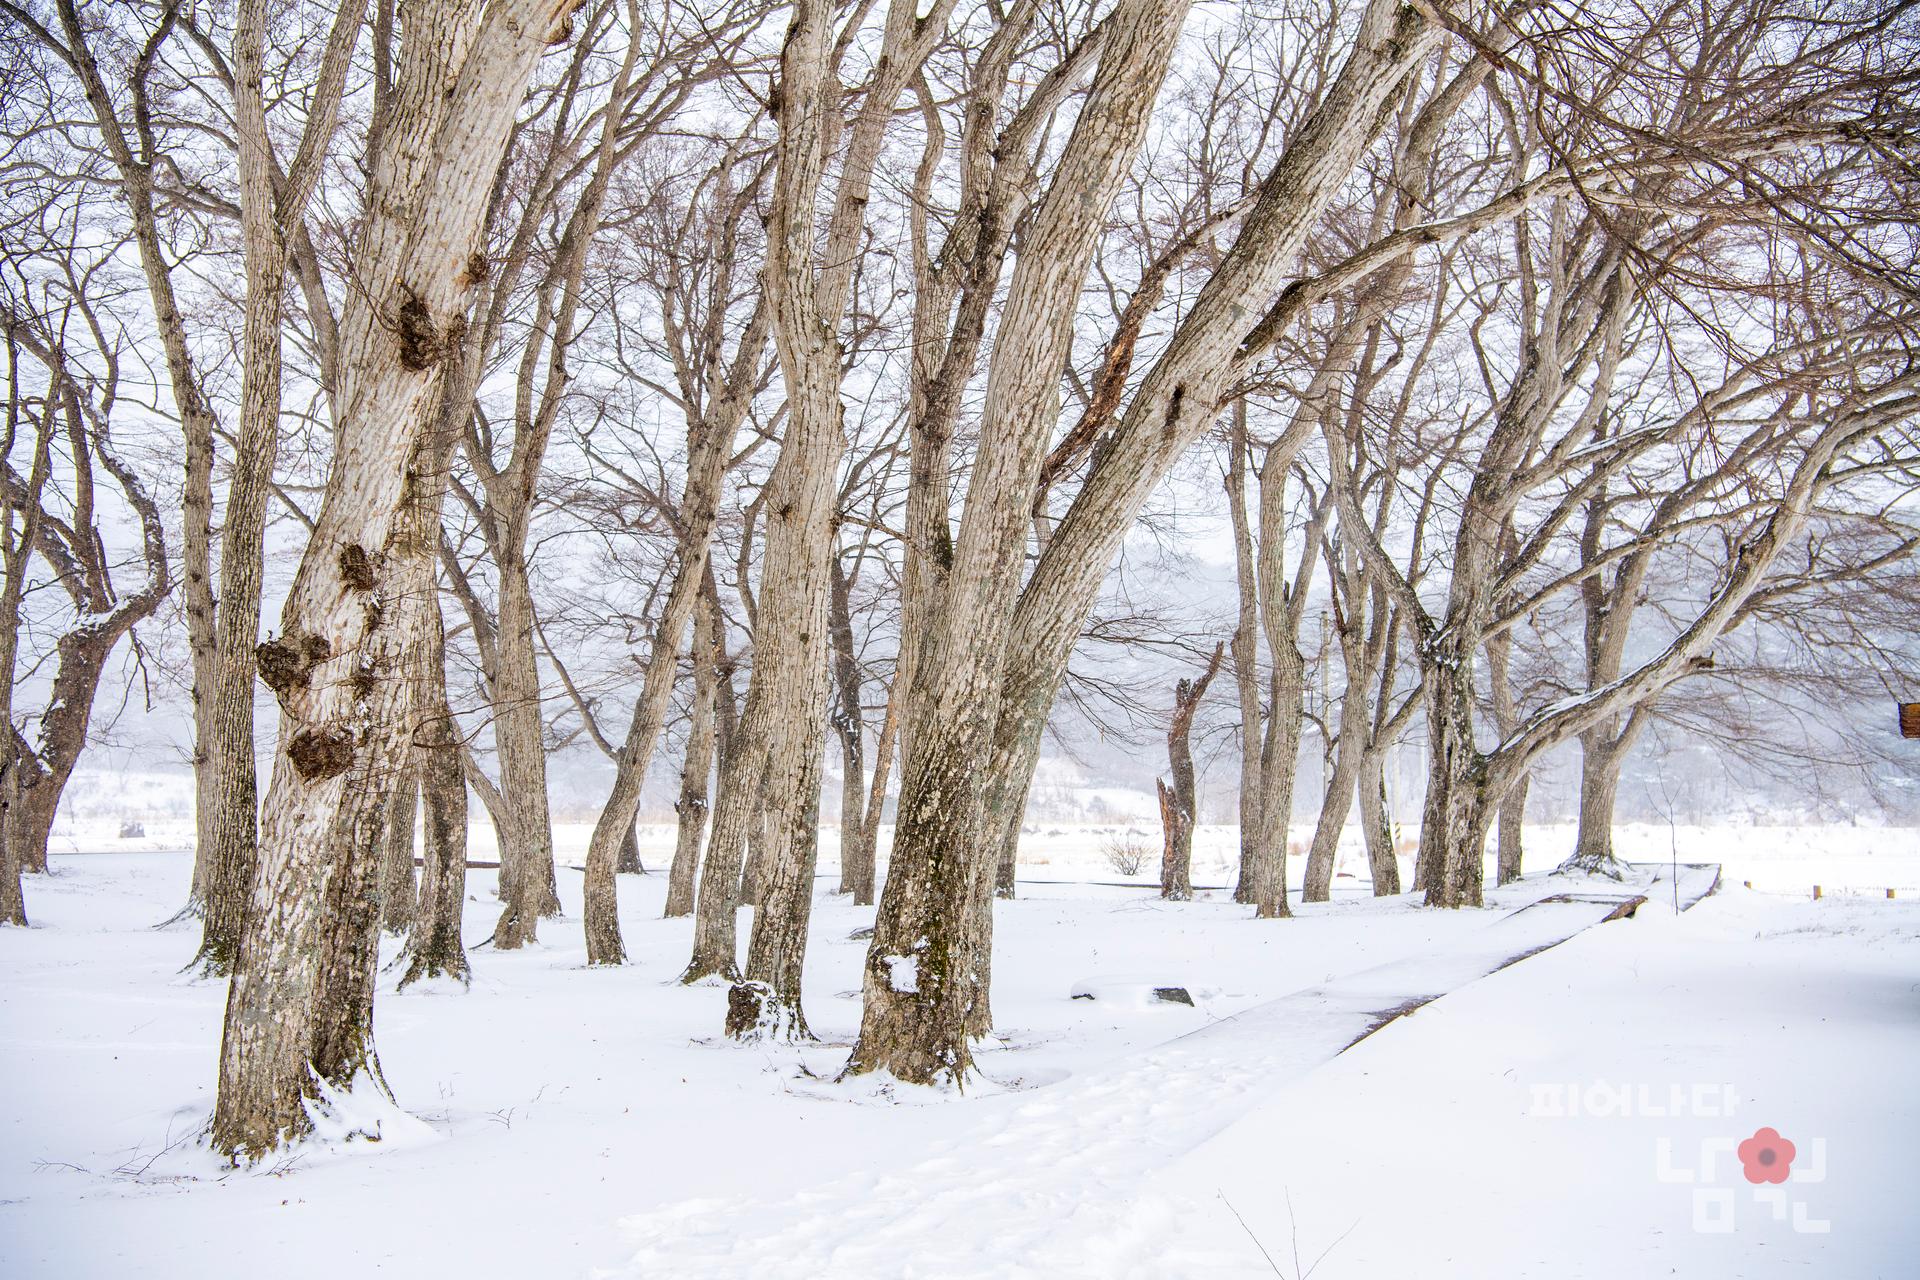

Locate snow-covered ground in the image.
[39,809,1920,897]
[1146,888,1918,1277]
[1,825,1915,1277]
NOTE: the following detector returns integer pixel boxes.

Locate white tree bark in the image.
[210,0,570,1162]
[850,0,1192,1082]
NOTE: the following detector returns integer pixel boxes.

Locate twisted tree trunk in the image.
[4,544,171,877]
[0,256,175,896]
[969,0,1440,969]
[210,0,557,1162]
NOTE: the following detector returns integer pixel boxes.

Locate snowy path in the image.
[611,871,1715,1278]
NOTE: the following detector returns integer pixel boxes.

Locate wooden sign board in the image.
[1902,703,1920,739]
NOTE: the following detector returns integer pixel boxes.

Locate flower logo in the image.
[1737,1127,1796,1185]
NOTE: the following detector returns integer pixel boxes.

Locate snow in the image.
[1139,888,1920,1276]
[2,824,1915,1278]
[883,951,920,994]
[300,1070,443,1161]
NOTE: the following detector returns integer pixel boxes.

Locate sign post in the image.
[1901,703,1920,740]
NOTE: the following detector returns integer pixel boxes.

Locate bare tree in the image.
[189,0,361,974]
[1322,1,1920,905]
[397,575,471,990]
[0,302,172,878]
[210,0,571,1163]
[847,0,1445,1084]
[692,0,951,1043]
[0,332,54,925]
[7,0,224,922]
[663,579,728,917]
[580,136,774,966]
[1157,641,1224,900]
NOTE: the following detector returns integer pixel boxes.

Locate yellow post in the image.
[1813,885,1823,900]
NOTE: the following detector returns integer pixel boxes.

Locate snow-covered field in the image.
[40,809,1920,897]
[2,826,1916,1277]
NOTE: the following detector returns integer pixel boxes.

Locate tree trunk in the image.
[1159,642,1223,901]
[993,814,1019,898]
[6,508,168,876]
[718,0,964,1040]
[184,513,216,912]
[841,680,895,905]
[722,392,842,1034]
[1496,773,1529,885]
[398,596,470,990]
[577,279,762,962]
[0,766,22,927]
[0,417,51,925]
[1416,654,1492,909]
[1155,780,1185,898]
[487,553,560,949]
[7,764,53,876]
[209,0,553,1162]
[681,713,768,982]
[665,596,721,919]
[737,783,773,907]
[380,767,420,932]
[827,555,869,898]
[1565,730,1628,877]
[616,820,644,875]
[1245,441,1323,919]
[1357,744,1400,894]
[1486,602,1527,886]
[1225,404,1263,905]
[726,718,827,1041]
[213,415,454,1158]
[579,535,727,964]
[180,402,217,916]
[190,9,291,972]
[848,0,1190,1084]
[1302,649,1368,902]
[6,639,111,876]
[479,15,657,945]
[1249,658,1304,918]
[980,0,1438,936]
[54,0,222,922]
[0,335,166,898]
